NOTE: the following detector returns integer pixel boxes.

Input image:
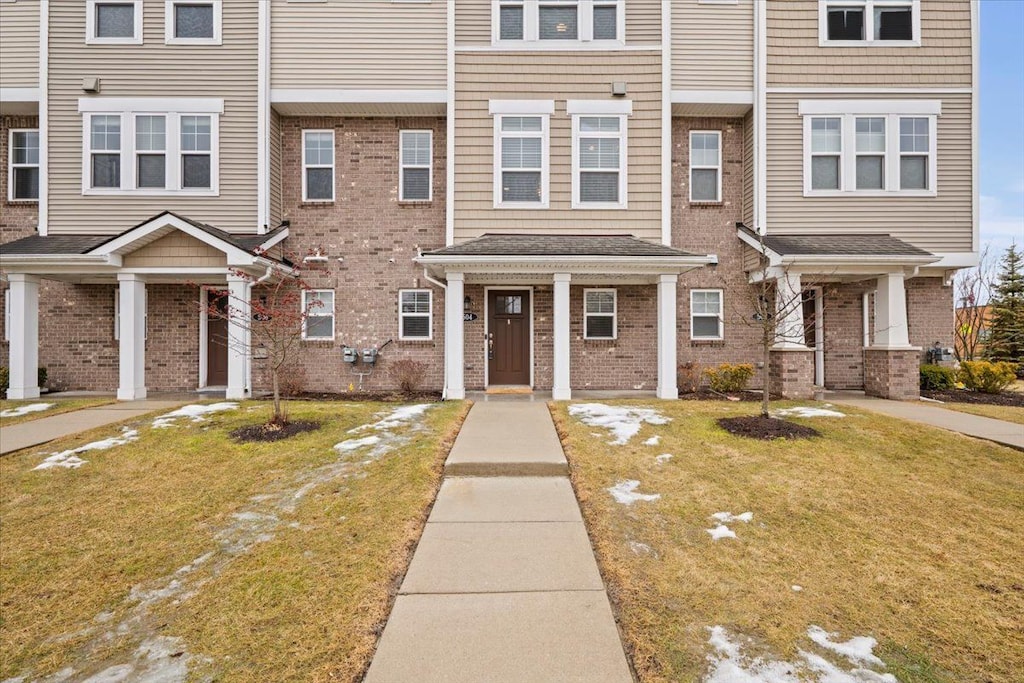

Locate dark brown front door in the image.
[207,290,229,386]
[488,290,530,386]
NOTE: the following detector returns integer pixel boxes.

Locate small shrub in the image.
[704,363,755,393]
[920,364,956,390]
[958,361,1017,394]
[389,359,428,396]
[277,364,308,398]
[678,361,702,394]
[0,366,8,393]
[38,366,47,389]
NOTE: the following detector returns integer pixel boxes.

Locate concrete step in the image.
[428,477,583,523]
[444,402,569,476]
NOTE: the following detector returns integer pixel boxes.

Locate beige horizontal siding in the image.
[0,0,39,88]
[269,109,282,226]
[742,108,753,227]
[672,0,752,91]
[272,0,446,90]
[765,92,973,254]
[625,0,661,45]
[122,231,226,267]
[456,0,661,47]
[767,0,973,88]
[48,0,258,235]
[454,51,662,242]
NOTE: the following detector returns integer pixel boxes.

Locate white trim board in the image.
[78,97,224,114]
[271,89,447,105]
[672,89,753,105]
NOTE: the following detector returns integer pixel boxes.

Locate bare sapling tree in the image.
[953,245,995,361]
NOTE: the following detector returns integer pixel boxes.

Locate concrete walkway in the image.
[831,394,1024,451]
[0,399,184,455]
[364,401,633,683]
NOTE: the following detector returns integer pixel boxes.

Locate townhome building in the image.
[0,0,978,402]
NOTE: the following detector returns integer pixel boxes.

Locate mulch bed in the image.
[282,391,443,403]
[921,389,1024,408]
[680,390,780,402]
[717,416,820,441]
[231,420,321,443]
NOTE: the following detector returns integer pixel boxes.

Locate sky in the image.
[980,0,1024,258]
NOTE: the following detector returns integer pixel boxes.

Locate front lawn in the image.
[1,399,469,682]
[0,397,117,427]
[553,400,1024,683]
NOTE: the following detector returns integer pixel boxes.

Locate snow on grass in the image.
[773,405,846,419]
[644,435,661,446]
[712,511,753,524]
[629,541,654,556]
[706,525,737,541]
[568,403,670,445]
[333,404,434,455]
[334,435,381,453]
[655,454,673,464]
[792,585,803,592]
[33,429,139,471]
[705,626,897,683]
[0,402,54,418]
[152,402,238,428]
[350,403,432,431]
[608,480,661,506]
[807,626,886,667]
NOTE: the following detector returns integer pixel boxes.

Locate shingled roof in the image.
[422,234,702,258]
[735,225,934,258]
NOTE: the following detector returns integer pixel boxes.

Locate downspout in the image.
[422,265,449,399]
[245,266,274,395]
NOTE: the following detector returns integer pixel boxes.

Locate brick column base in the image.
[769,348,815,400]
[864,348,921,400]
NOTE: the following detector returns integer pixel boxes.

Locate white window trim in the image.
[583,288,617,340]
[802,112,937,197]
[491,0,625,46]
[86,0,144,45]
[689,130,722,203]
[492,113,550,209]
[571,113,628,210]
[398,289,433,341]
[399,129,433,203]
[165,0,223,46]
[302,129,335,203]
[690,289,724,341]
[7,128,39,202]
[818,0,921,48]
[301,289,335,341]
[80,110,220,196]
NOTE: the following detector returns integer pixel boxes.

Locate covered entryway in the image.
[487,289,531,386]
[205,289,230,386]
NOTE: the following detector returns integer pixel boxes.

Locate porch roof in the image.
[422,234,703,258]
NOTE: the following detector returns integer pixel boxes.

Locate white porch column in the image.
[552,272,572,401]
[656,273,678,400]
[226,274,251,400]
[7,274,41,400]
[444,272,465,400]
[774,270,805,348]
[117,274,147,400]
[873,272,912,348]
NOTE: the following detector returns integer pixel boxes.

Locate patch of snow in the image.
[644,435,661,446]
[0,402,54,418]
[333,435,382,453]
[607,480,661,505]
[792,585,803,592]
[807,626,885,668]
[350,403,431,431]
[152,402,238,428]
[706,524,737,541]
[712,511,754,524]
[629,541,654,555]
[655,454,673,464]
[34,429,139,471]
[773,405,845,419]
[568,403,670,445]
[800,650,896,683]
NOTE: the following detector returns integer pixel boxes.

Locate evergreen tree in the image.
[984,244,1024,364]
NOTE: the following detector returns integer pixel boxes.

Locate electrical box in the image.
[362,348,378,365]
[342,347,358,364]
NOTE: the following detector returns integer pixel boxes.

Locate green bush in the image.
[920,364,956,390]
[704,363,756,393]
[958,360,1017,394]
[0,366,8,393]
[38,366,47,389]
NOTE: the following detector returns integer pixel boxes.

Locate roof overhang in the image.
[416,253,717,285]
[0,87,41,115]
[671,89,753,117]
[271,89,447,117]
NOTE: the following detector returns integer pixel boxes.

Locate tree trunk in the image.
[272,369,282,424]
[762,339,771,419]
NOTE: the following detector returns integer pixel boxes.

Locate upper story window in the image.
[79,97,222,195]
[689,131,721,203]
[567,100,631,209]
[496,0,622,44]
[820,0,920,46]
[400,130,433,202]
[490,100,553,208]
[302,130,335,202]
[8,130,40,202]
[166,1,223,45]
[800,99,939,197]
[86,1,143,45]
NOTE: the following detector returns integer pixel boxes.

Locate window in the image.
[302,290,335,340]
[689,131,721,202]
[8,129,39,201]
[135,115,166,189]
[691,290,723,340]
[820,0,919,45]
[399,290,432,340]
[302,130,334,202]
[90,115,122,189]
[584,289,616,340]
[800,101,938,196]
[400,130,432,202]
[180,115,212,189]
[495,115,548,207]
[86,0,142,44]
[496,0,621,43]
[166,1,223,45]
[573,115,627,208]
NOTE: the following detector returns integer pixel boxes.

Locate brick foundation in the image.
[769,348,815,399]
[864,348,921,400]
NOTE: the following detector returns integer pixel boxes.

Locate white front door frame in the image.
[483,285,535,389]
[809,285,825,387]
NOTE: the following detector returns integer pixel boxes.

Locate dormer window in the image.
[495,0,622,44]
[820,0,919,46]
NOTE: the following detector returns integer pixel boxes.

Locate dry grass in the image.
[0,397,116,427]
[0,399,469,682]
[935,402,1024,425]
[552,400,1024,683]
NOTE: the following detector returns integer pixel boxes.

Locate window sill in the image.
[819,39,921,48]
[398,337,435,343]
[495,202,549,210]
[82,188,219,197]
[165,37,223,46]
[488,40,627,51]
[803,189,936,198]
[689,200,724,207]
[86,37,144,46]
[5,198,39,204]
[583,337,618,342]
[572,202,628,210]
[300,199,335,206]
[300,338,335,344]
[398,199,433,205]
[691,337,725,344]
